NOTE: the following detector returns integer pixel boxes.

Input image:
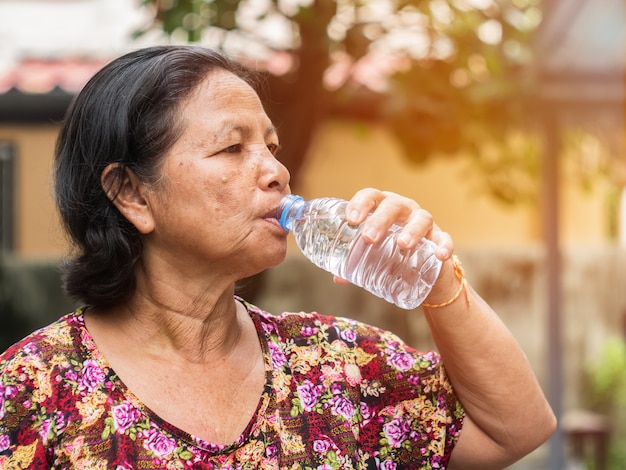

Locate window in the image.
[0,141,15,253]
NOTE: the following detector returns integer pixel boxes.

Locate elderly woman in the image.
[0,45,555,469]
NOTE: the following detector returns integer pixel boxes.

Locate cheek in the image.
[212,171,255,207]
[213,177,234,206]
[207,177,249,218]
[214,176,231,204]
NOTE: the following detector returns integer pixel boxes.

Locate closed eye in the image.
[222,144,242,154]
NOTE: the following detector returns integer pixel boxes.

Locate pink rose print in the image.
[268,342,287,368]
[0,434,10,452]
[313,439,331,453]
[54,411,67,434]
[408,375,420,386]
[340,329,357,343]
[380,459,398,469]
[38,419,53,444]
[383,417,411,448]
[65,369,78,382]
[296,380,322,412]
[330,395,355,420]
[79,360,106,392]
[387,352,416,372]
[144,428,177,458]
[359,402,372,421]
[112,402,141,434]
[3,385,17,399]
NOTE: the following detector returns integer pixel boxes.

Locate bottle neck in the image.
[277,194,305,231]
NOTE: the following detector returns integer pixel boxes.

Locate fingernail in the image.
[349,210,360,222]
[363,227,378,241]
[398,234,412,246]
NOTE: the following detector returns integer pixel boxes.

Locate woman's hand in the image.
[333,188,452,285]
[344,187,453,258]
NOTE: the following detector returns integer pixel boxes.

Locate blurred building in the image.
[0,0,146,257]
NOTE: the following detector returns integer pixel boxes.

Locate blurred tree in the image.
[136,0,543,201]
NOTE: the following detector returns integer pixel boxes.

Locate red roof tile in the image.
[0,58,109,94]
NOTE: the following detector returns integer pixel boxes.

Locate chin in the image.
[242,248,287,277]
[266,250,288,269]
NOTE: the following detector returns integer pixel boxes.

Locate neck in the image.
[89,281,246,365]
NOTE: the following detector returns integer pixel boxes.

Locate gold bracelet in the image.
[422,255,470,308]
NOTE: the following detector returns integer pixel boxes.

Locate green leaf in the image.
[179,450,194,460]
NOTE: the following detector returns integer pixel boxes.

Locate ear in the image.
[101,163,155,234]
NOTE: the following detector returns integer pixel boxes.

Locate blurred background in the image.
[0,0,624,468]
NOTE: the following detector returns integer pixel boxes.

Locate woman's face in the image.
[142,68,291,280]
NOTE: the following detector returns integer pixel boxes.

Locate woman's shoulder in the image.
[240,298,452,408]
[240,297,433,359]
[241,297,378,334]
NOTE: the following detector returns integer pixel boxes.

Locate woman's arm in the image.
[423,258,556,469]
[344,188,556,468]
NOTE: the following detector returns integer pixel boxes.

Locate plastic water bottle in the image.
[276,194,442,309]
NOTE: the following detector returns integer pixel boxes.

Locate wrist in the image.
[422,255,470,309]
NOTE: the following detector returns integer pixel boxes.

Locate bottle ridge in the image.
[277,194,442,309]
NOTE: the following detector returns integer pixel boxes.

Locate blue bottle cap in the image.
[278,194,304,231]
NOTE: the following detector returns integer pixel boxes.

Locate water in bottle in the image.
[276,194,442,309]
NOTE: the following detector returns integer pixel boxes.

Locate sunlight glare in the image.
[465,0,496,9]
[278,0,314,17]
[430,0,454,25]
[477,19,502,45]
[451,0,494,12]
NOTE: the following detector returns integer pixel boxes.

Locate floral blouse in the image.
[0,298,464,469]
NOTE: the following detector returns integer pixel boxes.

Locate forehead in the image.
[190,68,261,112]
[179,69,273,135]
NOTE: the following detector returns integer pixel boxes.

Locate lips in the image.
[262,195,291,224]
[263,208,279,221]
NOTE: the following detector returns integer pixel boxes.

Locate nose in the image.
[261,152,291,191]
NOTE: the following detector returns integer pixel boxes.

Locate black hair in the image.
[54,45,257,308]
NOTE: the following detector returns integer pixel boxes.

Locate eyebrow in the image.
[266,124,278,138]
[213,121,278,141]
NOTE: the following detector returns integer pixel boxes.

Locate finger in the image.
[393,207,435,249]
[429,226,454,260]
[359,194,420,244]
[345,188,385,225]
